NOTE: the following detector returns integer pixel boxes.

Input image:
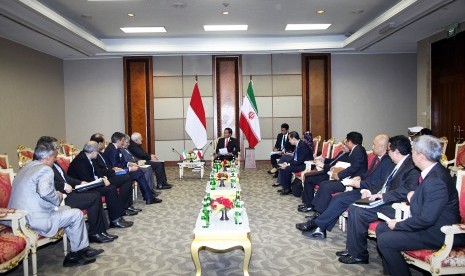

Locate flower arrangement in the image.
[221,160,231,167]
[211,197,233,211]
[183,150,197,162]
[216,172,229,180]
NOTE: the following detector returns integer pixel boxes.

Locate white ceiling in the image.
[0,0,464,59]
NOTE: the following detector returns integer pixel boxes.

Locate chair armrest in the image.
[446,159,456,166]
[304,160,314,171]
[441,224,465,235]
[0,209,28,237]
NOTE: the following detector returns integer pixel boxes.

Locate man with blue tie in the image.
[268,123,294,176]
[337,135,420,264]
[276,131,313,195]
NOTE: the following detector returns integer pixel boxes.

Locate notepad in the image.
[75,178,104,192]
[219,148,228,155]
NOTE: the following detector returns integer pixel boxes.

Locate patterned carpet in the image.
[6,164,430,276]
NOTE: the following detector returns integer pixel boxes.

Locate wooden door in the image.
[123,57,154,153]
[302,54,332,142]
[431,31,465,158]
[213,56,242,139]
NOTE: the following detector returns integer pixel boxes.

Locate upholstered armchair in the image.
[446,141,465,176]
[0,168,30,276]
[399,169,465,275]
[55,155,72,174]
[210,137,241,169]
[312,135,321,158]
[16,146,34,169]
[60,142,78,159]
[0,154,12,170]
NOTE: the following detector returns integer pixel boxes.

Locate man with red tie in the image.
[215,128,239,161]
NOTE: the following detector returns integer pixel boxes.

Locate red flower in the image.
[211,197,233,210]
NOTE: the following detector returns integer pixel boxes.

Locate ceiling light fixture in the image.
[222,11,229,15]
[127,13,135,17]
[285,24,331,31]
[120,27,167,33]
[203,25,248,31]
[316,10,325,14]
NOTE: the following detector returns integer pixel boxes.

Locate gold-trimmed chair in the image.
[446,141,465,177]
[312,136,321,159]
[210,137,241,169]
[399,169,465,275]
[17,146,34,169]
[0,154,12,170]
[0,168,30,276]
[60,141,78,159]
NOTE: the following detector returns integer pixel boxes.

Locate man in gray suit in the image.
[8,142,104,267]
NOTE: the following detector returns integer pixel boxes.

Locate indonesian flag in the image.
[185,83,207,149]
[239,81,261,149]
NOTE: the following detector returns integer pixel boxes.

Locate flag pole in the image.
[195,74,198,82]
[249,74,252,82]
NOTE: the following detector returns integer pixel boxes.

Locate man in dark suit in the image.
[276,131,313,195]
[297,134,392,239]
[68,141,137,227]
[215,128,240,161]
[337,135,420,264]
[269,123,295,175]
[376,135,465,276]
[103,132,160,205]
[127,132,172,190]
[90,133,141,211]
[34,137,122,242]
[298,131,368,213]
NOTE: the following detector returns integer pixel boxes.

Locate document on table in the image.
[219,148,228,155]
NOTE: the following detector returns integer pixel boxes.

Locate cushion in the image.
[0,172,12,209]
[0,157,6,170]
[56,158,70,174]
[460,176,465,223]
[19,151,33,160]
[368,220,381,235]
[404,247,465,267]
[0,233,27,263]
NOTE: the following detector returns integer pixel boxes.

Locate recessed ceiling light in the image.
[120,27,167,33]
[127,13,135,17]
[203,25,248,31]
[222,11,229,15]
[285,24,331,31]
[316,10,325,14]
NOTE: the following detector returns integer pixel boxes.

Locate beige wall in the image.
[0,37,65,170]
[63,58,125,148]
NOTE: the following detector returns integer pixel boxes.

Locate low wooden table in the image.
[191,209,251,276]
[177,161,205,180]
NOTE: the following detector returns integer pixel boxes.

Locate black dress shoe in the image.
[63,252,95,267]
[338,255,369,264]
[277,189,283,193]
[80,247,104,258]
[110,217,134,228]
[298,205,314,213]
[305,212,320,219]
[335,250,350,257]
[273,172,278,178]
[279,189,291,195]
[302,227,327,239]
[89,233,113,243]
[101,231,118,240]
[158,183,172,189]
[272,183,280,187]
[295,220,316,232]
[127,205,142,212]
[146,197,162,204]
[298,204,306,209]
[124,209,138,216]
[151,189,161,196]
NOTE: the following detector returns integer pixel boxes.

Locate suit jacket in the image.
[323,151,349,173]
[289,140,312,172]
[8,161,62,237]
[337,145,368,180]
[68,151,103,182]
[103,143,127,168]
[120,148,138,163]
[128,140,151,161]
[93,153,116,178]
[274,133,295,153]
[216,137,239,157]
[360,154,393,190]
[395,163,464,246]
[369,155,420,204]
[52,162,81,191]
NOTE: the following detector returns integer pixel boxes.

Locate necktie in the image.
[281,135,286,150]
[225,138,228,147]
[418,175,423,185]
[365,157,380,177]
[294,142,298,161]
[379,167,398,194]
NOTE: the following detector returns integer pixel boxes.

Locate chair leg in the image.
[31,246,37,276]
[63,233,68,256]
[23,252,29,276]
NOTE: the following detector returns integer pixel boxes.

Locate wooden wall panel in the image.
[124,57,154,153]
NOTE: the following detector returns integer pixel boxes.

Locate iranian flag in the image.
[239,81,261,149]
[185,83,207,149]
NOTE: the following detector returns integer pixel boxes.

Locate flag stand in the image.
[244,148,256,169]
